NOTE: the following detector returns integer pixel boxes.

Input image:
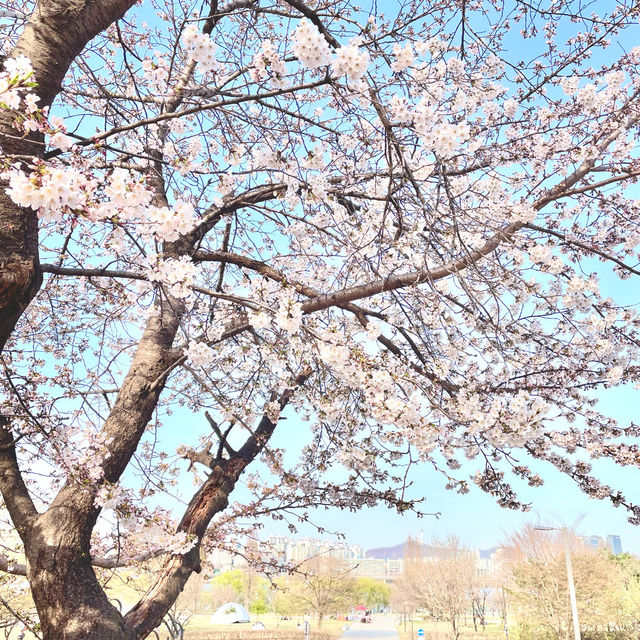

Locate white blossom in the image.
[292,19,332,69]
[332,41,369,81]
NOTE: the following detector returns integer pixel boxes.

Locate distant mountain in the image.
[365,542,436,559]
[365,543,404,559]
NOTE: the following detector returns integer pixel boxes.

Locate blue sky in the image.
[259,395,640,554]
[130,377,640,556]
[238,365,640,553]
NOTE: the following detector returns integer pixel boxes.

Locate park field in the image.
[396,618,506,640]
[178,614,506,640]
[178,613,344,639]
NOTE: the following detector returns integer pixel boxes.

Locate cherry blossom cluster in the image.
[251,39,287,86]
[292,19,369,82]
[447,391,550,449]
[98,168,154,220]
[332,40,370,82]
[0,65,77,151]
[95,494,195,557]
[147,200,198,242]
[3,161,166,231]
[274,288,304,333]
[391,42,415,72]
[181,23,223,74]
[142,529,197,556]
[13,110,75,151]
[4,163,95,219]
[145,255,197,300]
[141,56,171,93]
[0,55,36,111]
[183,340,215,366]
[292,19,332,69]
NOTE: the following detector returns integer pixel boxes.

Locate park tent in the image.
[210,602,251,624]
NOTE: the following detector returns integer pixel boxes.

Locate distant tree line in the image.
[395,527,640,640]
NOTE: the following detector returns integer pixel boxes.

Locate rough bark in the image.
[0,0,140,349]
[0,1,147,637]
[21,287,185,639]
[0,118,41,351]
[24,529,136,640]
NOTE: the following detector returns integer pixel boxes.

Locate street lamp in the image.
[534,526,581,640]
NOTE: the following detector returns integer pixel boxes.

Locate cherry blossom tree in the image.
[1,0,640,638]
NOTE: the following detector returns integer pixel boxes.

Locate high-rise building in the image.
[606,535,623,555]
[583,535,604,551]
[264,535,363,565]
[579,534,623,555]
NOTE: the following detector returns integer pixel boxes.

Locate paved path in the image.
[339,615,400,639]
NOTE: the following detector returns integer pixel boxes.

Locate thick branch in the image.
[0,549,164,577]
[302,220,524,312]
[0,418,37,537]
[42,294,185,536]
[124,369,311,637]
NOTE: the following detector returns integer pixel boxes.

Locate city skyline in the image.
[208,529,625,569]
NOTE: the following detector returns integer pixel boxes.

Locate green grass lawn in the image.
[184,613,346,637]
[396,618,506,640]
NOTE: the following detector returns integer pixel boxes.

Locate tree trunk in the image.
[1,4,144,633]
[0,0,139,350]
[0,108,42,352]
[450,617,459,640]
[25,516,135,640]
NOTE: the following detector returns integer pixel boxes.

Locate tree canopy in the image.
[1,0,640,638]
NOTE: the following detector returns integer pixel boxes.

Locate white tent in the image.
[210,602,251,624]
